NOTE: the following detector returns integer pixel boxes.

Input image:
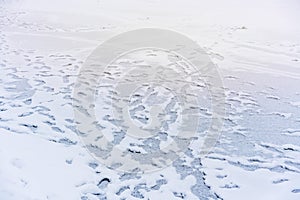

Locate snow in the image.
[1,0,300,199]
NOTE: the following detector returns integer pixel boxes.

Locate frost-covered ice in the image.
[1,0,300,199]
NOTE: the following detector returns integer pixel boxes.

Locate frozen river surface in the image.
[1,0,300,199]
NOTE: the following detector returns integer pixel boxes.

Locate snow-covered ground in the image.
[1,0,300,199]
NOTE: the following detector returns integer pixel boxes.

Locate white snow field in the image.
[1,0,300,199]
